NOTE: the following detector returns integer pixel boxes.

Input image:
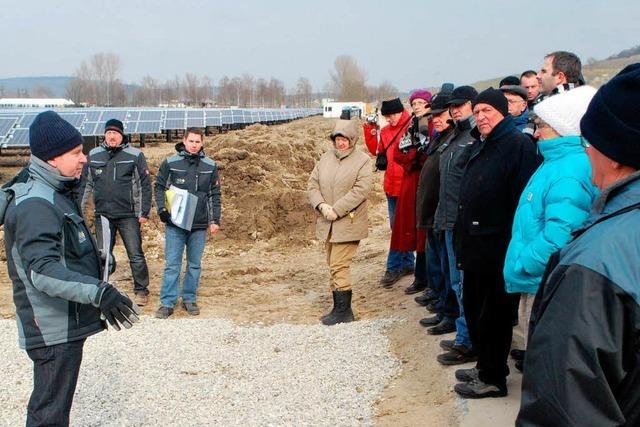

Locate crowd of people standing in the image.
[309,51,640,425]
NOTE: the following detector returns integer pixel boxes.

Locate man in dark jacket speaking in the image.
[1,111,138,426]
[453,88,539,399]
[81,118,152,306]
[517,63,640,426]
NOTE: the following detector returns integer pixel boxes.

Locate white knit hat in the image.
[534,85,597,136]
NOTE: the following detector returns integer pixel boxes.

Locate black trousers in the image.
[96,216,149,295]
[26,339,86,427]
[463,269,519,387]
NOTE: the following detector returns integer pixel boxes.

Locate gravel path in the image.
[0,318,399,426]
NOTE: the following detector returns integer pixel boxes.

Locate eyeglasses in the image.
[580,137,591,149]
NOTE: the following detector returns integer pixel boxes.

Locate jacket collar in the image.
[577,171,640,232]
[513,108,530,127]
[175,142,205,159]
[454,115,475,133]
[537,135,583,161]
[101,140,129,152]
[470,115,516,141]
[28,155,79,192]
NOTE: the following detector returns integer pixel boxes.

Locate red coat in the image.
[362,111,411,197]
[389,116,430,252]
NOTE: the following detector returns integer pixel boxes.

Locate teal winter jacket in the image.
[504,135,598,294]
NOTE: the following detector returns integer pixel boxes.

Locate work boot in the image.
[321,290,355,325]
[455,367,480,383]
[380,270,402,288]
[428,319,456,335]
[400,266,415,276]
[414,289,439,305]
[155,306,174,319]
[134,293,148,307]
[182,302,200,316]
[320,291,337,324]
[437,344,478,365]
[419,315,442,327]
[425,302,439,313]
[454,378,507,399]
[439,339,455,351]
[404,280,427,295]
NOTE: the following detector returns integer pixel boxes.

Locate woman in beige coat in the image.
[308,119,373,325]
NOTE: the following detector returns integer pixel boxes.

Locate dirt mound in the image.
[139,117,336,244]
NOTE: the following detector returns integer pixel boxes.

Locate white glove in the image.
[318,203,338,221]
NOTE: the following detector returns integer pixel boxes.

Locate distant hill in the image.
[0,76,73,98]
[607,45,640,60]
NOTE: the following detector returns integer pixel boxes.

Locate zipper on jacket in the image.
[75,302,80,326]
[113,163,117,181]
[195,172,199,192]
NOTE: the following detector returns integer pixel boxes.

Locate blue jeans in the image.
[444,230,471,348]
[160,225,207,308]
[385,194,415,272]
[26,339,85,427]
[428,230,458,321]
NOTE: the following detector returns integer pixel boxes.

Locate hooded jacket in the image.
[81,141,152,219]
[513,108,536,140]
[517,172,640,427]
[1,157,105,350]
[504,135,598,294]
[363,110,411,196]
[308,120,373,243]
[454,115,540,272]
[155,143,222,230]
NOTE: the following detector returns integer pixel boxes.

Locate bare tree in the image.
[295,77,313,107]
[184,73,200,105]
[372,80,398,102]
[329,55,368,101]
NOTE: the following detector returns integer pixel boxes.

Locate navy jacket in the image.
[454,116,540,272]
[155,143,222,229]
[81,141,152,219]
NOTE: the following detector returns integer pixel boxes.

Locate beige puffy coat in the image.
[307,120,373,243]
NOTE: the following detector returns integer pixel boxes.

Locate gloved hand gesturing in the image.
[318,203,338,221]
[93,283,140,331]
[158,208,171,224]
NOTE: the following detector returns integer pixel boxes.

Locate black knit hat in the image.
[29,111,83,161]
[580,63,640,169]
[472,87,509,117]
[380,98,404,115]
[430,92,451,114]
[447,86,478,106]
[104,118,124,135]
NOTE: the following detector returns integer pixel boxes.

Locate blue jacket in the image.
[504,135,598,294]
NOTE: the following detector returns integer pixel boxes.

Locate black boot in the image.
[322,290,355,325]
[320,291,337,324]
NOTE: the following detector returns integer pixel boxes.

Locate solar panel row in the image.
[0,107,321,148]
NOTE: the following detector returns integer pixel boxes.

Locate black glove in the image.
[159,209,171,224]
[94,284,139,331]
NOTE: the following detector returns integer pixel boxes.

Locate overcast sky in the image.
[2,0,638,92]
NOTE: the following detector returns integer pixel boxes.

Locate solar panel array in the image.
[0,107,321,148]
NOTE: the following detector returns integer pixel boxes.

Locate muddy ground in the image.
[0,116,521,426]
